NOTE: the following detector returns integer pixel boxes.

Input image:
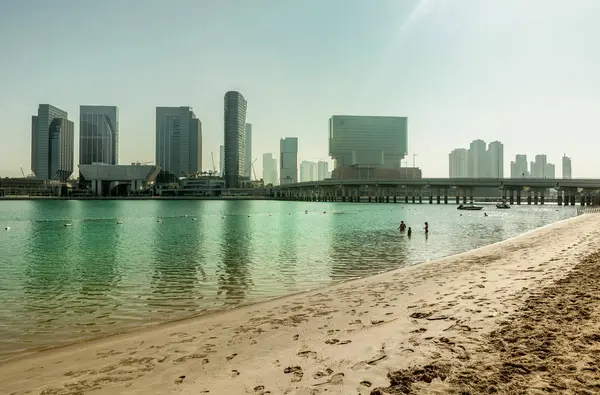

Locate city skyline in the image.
[2,1,600,179]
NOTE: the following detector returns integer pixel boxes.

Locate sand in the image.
[0,213,598,395]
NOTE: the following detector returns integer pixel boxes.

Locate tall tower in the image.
[155,107,201,177]
[280,137,298,184]
[244,123,252,179]
[223,91,247,188]
[562,154,572,179]
[79,105,119,166]
[31,104,74,182]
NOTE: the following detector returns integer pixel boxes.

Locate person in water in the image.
[399,221,406,232]
[424,222,429,234]
[407,227,412,237]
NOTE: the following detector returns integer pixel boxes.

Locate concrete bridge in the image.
[272,178,600,206]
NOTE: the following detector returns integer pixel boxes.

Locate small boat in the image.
[457,204,484,211]
[496,202,510,209]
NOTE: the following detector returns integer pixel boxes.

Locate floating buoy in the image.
[64,223,72,227]
[117,220,123,224]
[157,219,162,223]
[4,227,10,231]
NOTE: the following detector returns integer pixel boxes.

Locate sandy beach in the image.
[1,212,598,395]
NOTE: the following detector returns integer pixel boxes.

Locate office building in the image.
[223,91,248,188]
[219,145,225,176]
[488,141,504,178]
[317,160,329,181]
[467,139,487,178]
[530,154,555,178]
[510,154,529,178]
[449,148,468,178]
[562,154,572,179]
[79,106,119,167]
[31,104,74,182]
[262,153,278,185]
[300,161,317,182]
[244,123,252,179]
[329,115,407,169]
[155,106,202,177]
[280,137,298,184]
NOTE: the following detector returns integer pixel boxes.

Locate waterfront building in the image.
[78,163,161,197]
[449,148,468,178]
[223,91,248,188]
[510,154,529,179]
[317,160,329,181]
[262,153,278,185]
[280,137,298,184]
[79,106,119,167]
[562,154,572,179]
[155,106,202,177]
[31,104,74,182]
[328,115,407,169]
[300,161,317,182]
[244,123,252,179]
[219,145,225,176]
[488,141,504,178]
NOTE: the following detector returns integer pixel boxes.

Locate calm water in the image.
[0,200,575,360]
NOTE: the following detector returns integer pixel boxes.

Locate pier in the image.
[272,178,600,206]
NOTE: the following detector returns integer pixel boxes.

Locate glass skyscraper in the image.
[223,91,247,188]
[79,105,119,166]
[155,107,202,177]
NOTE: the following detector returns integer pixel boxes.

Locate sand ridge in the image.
[0,213,597,395]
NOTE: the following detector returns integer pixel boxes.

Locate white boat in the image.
[496,202,510,209]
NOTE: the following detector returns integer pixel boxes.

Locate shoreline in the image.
[0,213,597,394]
[0,213,577,364]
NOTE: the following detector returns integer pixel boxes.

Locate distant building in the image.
[31,104,74,182]
[331,166,421,180]
[545,163,556,179]
[530,154,555,178]
[329,115,407,169]
[79,105,119,167]
[300,161,317,182]
[510,154,529,179]
[155,106,202,177]
[317,160,329,181]
[562,154,572,179]
[262,153,278,185]
[449,148,468,178]
[488,141,504,178]
[244,123,252,179]
[219,145,225,176]
[467,140,487,178]
[280,137,298,184]
[223,91,248,188]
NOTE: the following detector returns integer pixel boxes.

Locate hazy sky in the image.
[1,0,599,178]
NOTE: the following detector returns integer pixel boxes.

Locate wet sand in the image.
[0,213,597,395]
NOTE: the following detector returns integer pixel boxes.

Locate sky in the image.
[1,0,600,178]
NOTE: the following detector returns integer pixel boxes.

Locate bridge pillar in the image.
[437,195,440,204]
[456,195,460,205]
[587,194,592,206]
[540,190,545,205]
[557,191,562,206]
[429,194,433,204]
[527,192,532,205]
[393,195,396,203]
[509,190,514,205]
[516,189,521,205]
[469,188,474,204]
[463,191,467,204]
[571,193,576,206]
[444,191,448,204]
[386,195,390,203]
[405,195,409,204]
[418,191,422,204]
[534,191,538,205]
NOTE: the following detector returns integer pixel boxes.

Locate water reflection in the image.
[217,202,252,305]
[149,203,205,312]
[276,210,299,287]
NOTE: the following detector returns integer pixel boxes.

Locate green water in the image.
[0,200,575,360]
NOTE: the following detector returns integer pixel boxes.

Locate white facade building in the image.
[300,161,317,182]
[510,154,529,178]
[562,154,572,179]
[449,148,468,178]
[488,141,504,178]
[317,160,329,181]
[262,153,277,185]
[280,137,298,184]
[219,145,225,176]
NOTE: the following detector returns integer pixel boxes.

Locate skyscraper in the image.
[449,148,468,178]
[244,123,252,179]
[155,107,202,177]
[488,141,504,178]
[219,145,225,176]
[328,115,407,169]
[79,105,119,166]
[300,161,317,182]
[530,154,554,178]
[510,154,528,178]
[562,154,572,179]
[262,153,278,186]
[31,104,74,181]
[280,137,298,184]
[467,140,487,178]
[317,160,329,181]
[223,91,248,188]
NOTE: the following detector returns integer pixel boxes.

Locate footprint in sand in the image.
[231,370,240,377]
[325,339,339,345]
[297,350,317,358]
[174,375,186,384]
[284,366,304,382]
[314,368,333,379]
[253,385,270,394]
[360,380,372,388]
[226,353,237,361]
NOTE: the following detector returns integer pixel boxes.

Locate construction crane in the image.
[247,158,258,180]
[211,152,217,173]
[20,166,25,178]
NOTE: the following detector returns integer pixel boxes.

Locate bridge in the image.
[272,178,600,206]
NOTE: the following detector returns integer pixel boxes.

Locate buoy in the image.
[157,219,162,223]
[4,226,10,231]
[117,221,123,224]
[64,223,72,227]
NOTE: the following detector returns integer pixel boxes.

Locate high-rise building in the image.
[280,137,298,184]
[262,153,278,185]
[562,154,572,179]
[328,115,408,169]
[219,145,225,176]
[244,123,252,179]
[31,104,74,181]
[317,160,329,181]
[155,106,202,177]
[300,161,317,182]
[223,91,248,188]
[510,154,529,178]
[79,105,119,166]
[449,148,468,178]
[545,163,556,179]
[530,154,554,178]
[488,141,504,178]
[467,139,487,178]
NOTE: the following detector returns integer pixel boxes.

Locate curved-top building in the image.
[223,91,248,188]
